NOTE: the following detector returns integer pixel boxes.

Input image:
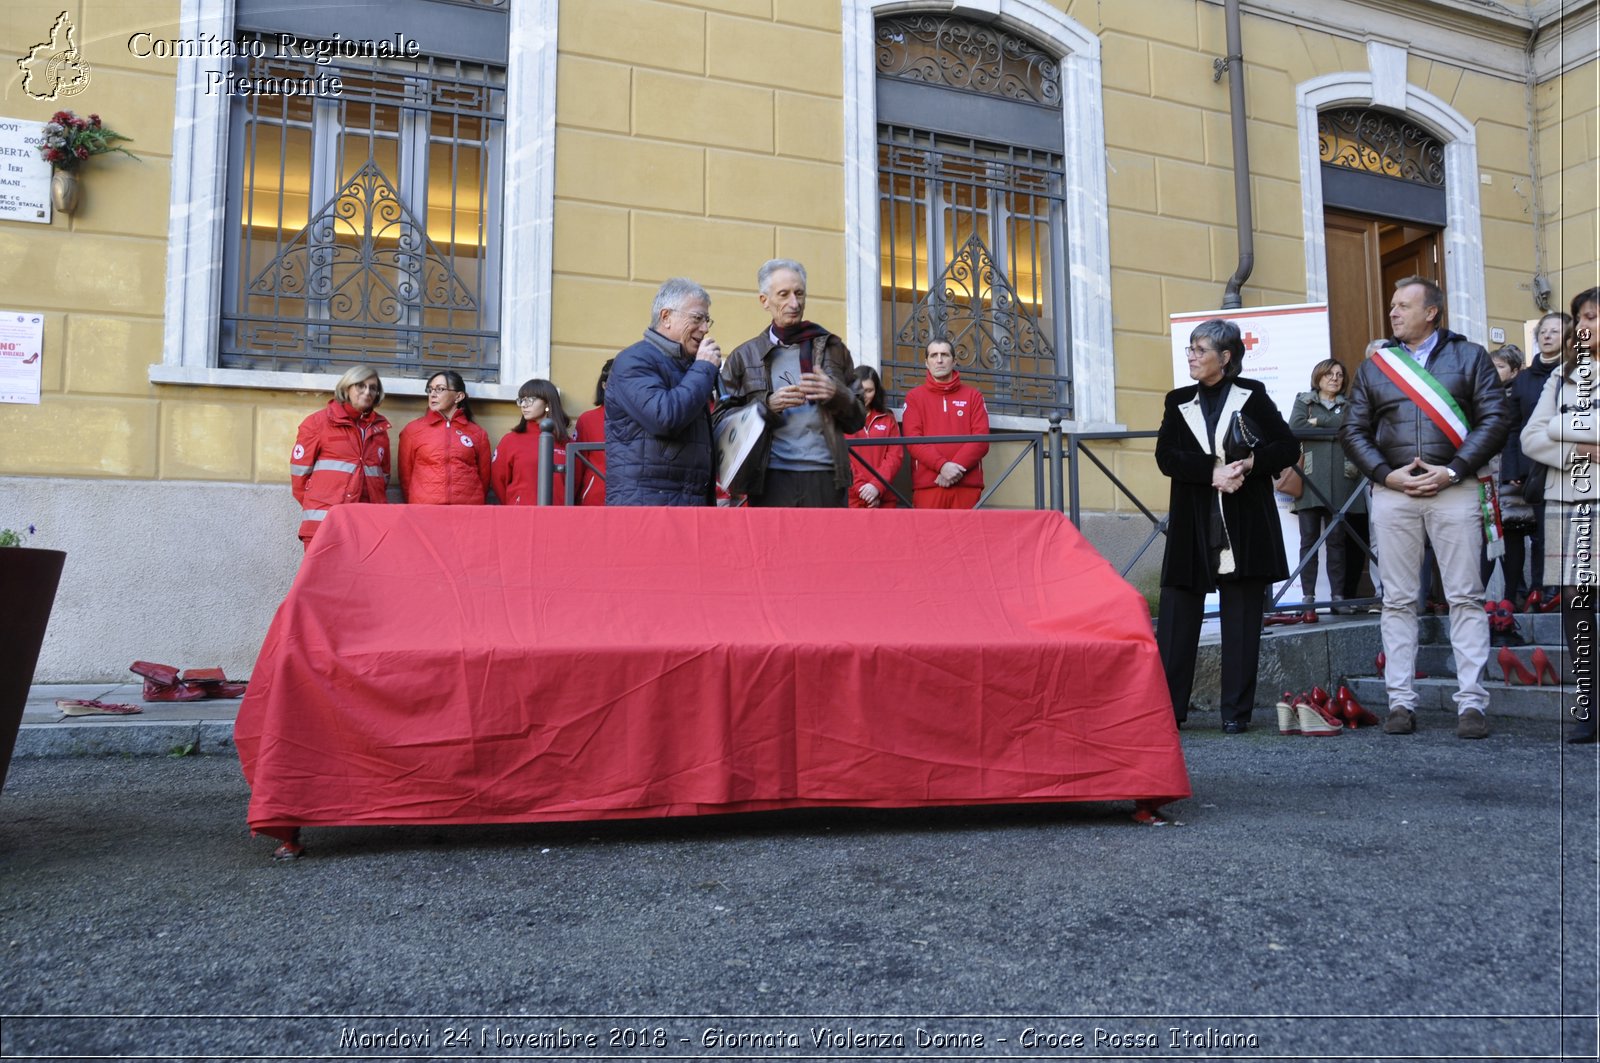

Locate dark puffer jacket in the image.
[603,330,718,506]
[1340,329,1509,483]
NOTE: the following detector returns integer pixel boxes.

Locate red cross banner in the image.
[1168,302,1333,418]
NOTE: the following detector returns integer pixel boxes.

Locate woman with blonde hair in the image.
[289,365,391,546]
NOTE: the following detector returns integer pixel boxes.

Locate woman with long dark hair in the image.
[493,378,571,505]
[399,369,491,505]
[573,359,613,506]
[844,365,904,508]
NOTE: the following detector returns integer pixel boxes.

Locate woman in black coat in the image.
[1155,318,1299,732]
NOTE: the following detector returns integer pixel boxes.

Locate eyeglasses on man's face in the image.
[673,309,713,329]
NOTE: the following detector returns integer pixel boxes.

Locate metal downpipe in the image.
[1220,0,1254,310]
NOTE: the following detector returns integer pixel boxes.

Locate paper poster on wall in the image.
[0,310,45,404]
[0,119,51,224]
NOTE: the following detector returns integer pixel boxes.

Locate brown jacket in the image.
[716,331,866,494]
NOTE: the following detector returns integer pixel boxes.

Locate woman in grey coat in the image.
[1289,359,1365,612]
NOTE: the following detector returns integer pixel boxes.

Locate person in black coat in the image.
[1155,318,1299,732]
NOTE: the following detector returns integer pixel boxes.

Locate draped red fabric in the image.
[236,505,1189,832]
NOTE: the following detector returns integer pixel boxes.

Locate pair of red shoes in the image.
[130,660,248,702]
[1497,646,1560,685]
[1524,589,1563,613]
[1276,686,1380,736]
[1264,609,1319,627]
[1485,599,1519,635]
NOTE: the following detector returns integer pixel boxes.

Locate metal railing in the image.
[535,419,1379,613]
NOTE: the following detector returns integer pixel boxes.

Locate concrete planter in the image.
[0,548,65,794]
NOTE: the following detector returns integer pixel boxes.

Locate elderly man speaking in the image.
[604,277,723,506]
[718,258,866,506]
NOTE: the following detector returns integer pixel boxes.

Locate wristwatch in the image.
[1445,467,1462,486]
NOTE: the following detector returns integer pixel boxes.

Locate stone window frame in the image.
[152,0,558,401]
[1297,43,1489,343]
[841,0,1118,429]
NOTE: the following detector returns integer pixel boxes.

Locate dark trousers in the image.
[1342,512,1372,599]
[750,468,846,508]
[1156,580,1269,726]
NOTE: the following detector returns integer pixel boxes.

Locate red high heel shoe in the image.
[1334,685,1381,728]
[1305,687,1345,729]
[1293,693,1342,736]
[1375,651,1429,679]
[1498,646,1537,685]
[1531,647,1560,686]
[1276,693,1301,736]
[1538,590,1563,613]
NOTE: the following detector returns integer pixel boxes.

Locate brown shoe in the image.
[1383,708,1416,734]
[1457,709,1489,739]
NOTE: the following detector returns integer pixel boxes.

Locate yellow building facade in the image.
[0,0,1594,679]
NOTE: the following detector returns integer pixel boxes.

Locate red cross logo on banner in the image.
[1242,331,1261,352]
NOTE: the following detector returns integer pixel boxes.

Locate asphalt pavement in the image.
[2,713,1596,1062]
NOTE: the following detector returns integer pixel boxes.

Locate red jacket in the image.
[573,406,607,506]
[846,409,904,508]
[290,400,391,542]
[399,410,491,505]
[492,428,569,506]
[900,371,990,490]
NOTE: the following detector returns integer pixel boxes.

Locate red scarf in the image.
[773,321,829,373]
[924,369,963,392]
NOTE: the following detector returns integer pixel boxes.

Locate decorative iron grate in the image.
[1318,106,1444,187]
[878,126,1071,419]
[875,13,1061,107]
[221,33,505,380]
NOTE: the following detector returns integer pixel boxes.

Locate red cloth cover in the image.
[236,506,1188,832]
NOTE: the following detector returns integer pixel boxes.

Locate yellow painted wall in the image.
[1537,60,1599,313]
[2,0,1589,522]
[551,0,846,416]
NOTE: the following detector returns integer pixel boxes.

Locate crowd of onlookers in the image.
[1156,280,1598,743]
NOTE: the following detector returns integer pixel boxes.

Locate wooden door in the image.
[1325,210,1444,371]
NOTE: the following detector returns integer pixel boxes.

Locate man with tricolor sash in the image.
[1341,276,1510,739]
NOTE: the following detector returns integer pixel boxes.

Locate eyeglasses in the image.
[1184,346,1216,357]
[516,396,542,406]
[349,382,380,393]
[425,385,459,395]
[673,309,713,328]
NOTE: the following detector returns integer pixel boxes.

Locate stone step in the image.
[1403,644,1578,682]
[1341,675,1572,721]
[1416,611,1564,645]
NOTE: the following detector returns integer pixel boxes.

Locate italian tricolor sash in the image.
[1371,345,1504,559]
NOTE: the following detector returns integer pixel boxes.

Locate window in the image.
[222,37,505,379]
[874,14,1070,419]
[155,0,556,398]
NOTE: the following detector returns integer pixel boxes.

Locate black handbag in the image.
[1520,463,1546,506]
[1223,410,1262,463]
